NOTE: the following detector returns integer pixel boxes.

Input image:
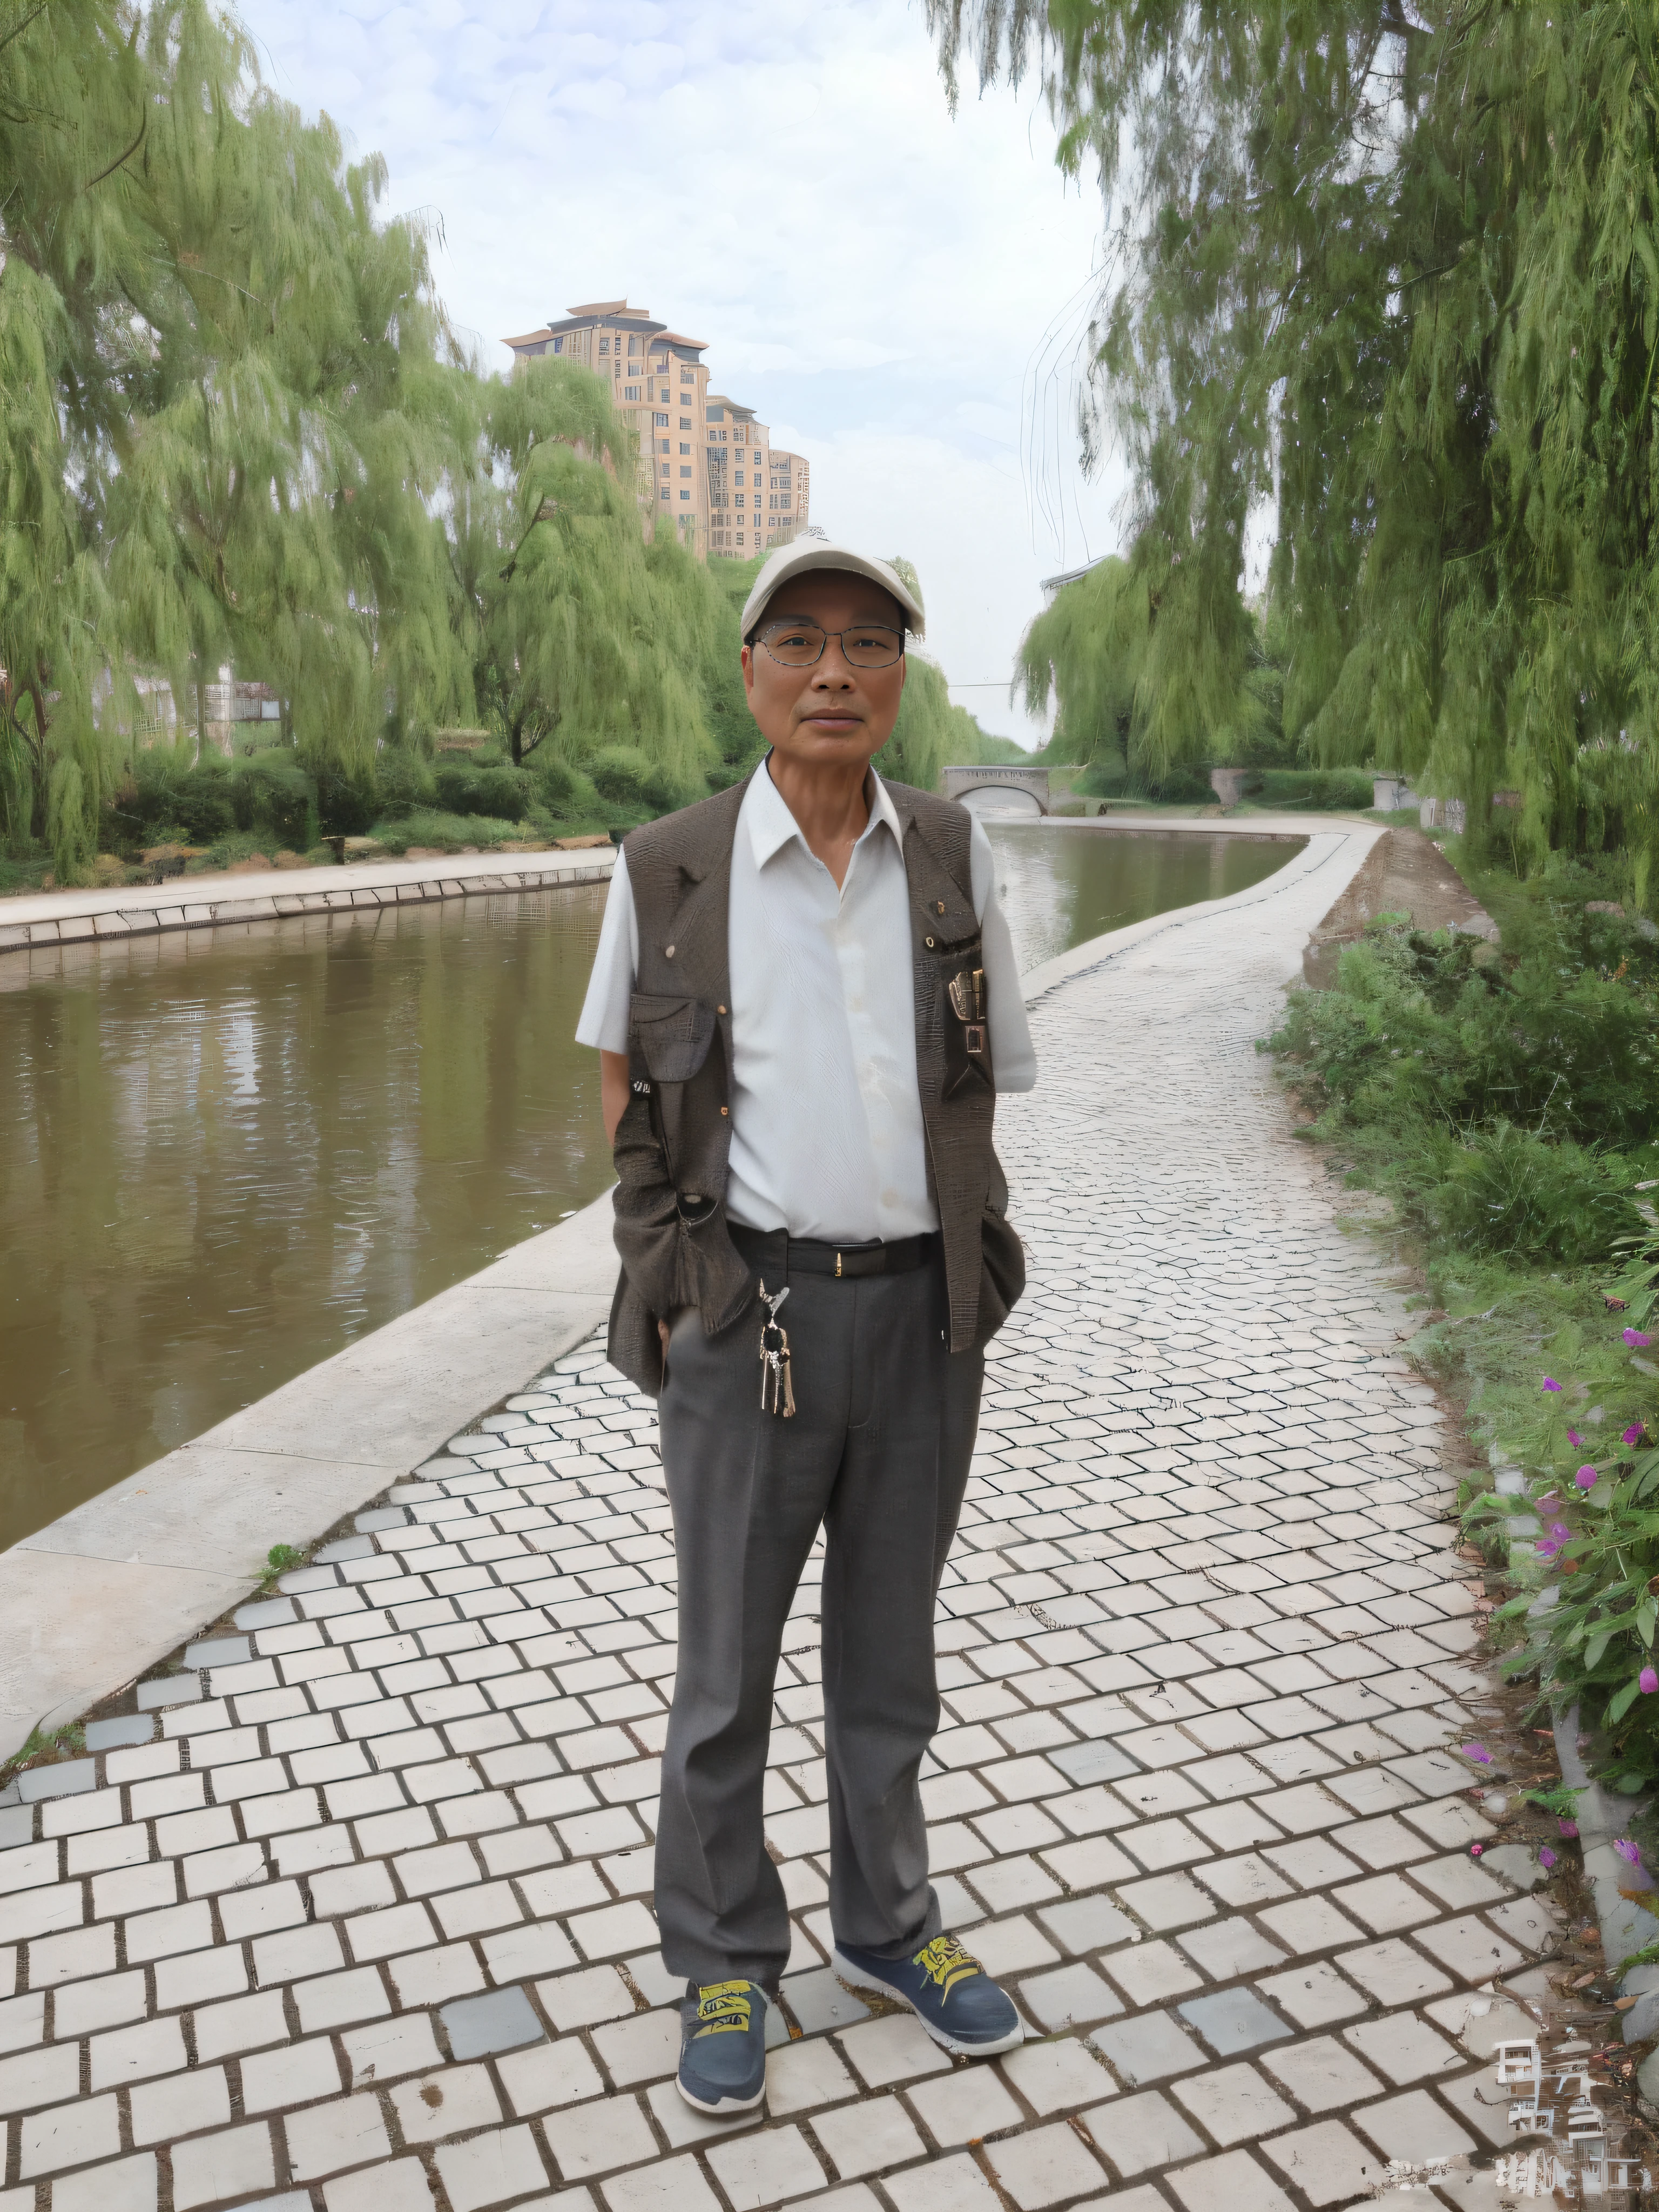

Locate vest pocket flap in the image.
[922,909,983,953]
[629,992,717,1083]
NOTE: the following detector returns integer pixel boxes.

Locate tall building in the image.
[704,395,810,559]
[503,300,810,561]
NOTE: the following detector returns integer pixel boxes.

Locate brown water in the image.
[1,826,1297,1548]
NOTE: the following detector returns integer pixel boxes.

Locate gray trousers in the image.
[653,1255,983,1991]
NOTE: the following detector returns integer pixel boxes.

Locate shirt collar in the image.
[745,755,903,871]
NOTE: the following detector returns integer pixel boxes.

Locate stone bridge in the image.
[941,764,1056,817]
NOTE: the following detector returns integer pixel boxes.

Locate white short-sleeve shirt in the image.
[576,760,1036,1240]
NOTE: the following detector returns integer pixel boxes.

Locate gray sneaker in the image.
[676,1979,768,2114]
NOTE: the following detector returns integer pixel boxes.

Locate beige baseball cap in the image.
[739,531,925,642]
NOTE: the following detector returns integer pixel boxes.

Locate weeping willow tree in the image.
[1,0,467,876]
[929,2,1659,881]
[443,358,727,799]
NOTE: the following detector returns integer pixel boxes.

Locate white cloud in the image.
[238,0,1130,742]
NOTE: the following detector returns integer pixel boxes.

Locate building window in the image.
[551,336,563,353]
[599,337,609,353]
[680,369,693,383]
[707,406,724,422]
[628,336,639,354]
[660,463,670,477]
[680,489,690,500]
[658,439,670,453]
[625,386,640,400]
[653,414,668,428]
[659,386,669,400]
[735,494,745,507]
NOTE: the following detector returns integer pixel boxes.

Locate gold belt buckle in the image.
[834,1250,842,1278]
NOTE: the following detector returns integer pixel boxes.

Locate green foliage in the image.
[927,2,1659,885]
[443,362,728,797]
[433,762,535,821]
[369,811,528,855]
[1268,858,1659,1786]
[265,1543,304,1577]
[1,0,470,882]
[9,1719,85,1770]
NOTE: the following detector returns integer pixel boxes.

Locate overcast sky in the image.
[234,0,1131,744]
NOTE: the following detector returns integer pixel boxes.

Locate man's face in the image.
[741,573,908,771]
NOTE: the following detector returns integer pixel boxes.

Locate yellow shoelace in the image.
[694,1979,756,2038]
[912,1934,982,1998]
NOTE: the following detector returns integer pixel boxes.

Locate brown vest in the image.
[605,767,1024,1393]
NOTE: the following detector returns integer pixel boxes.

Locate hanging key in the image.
[757,1280,797,1419]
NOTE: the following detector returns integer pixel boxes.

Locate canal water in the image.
[1,825,1297,1547]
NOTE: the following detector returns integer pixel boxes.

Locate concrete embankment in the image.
[0,846,617,957]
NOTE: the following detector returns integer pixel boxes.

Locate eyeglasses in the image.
[755,619,906,669]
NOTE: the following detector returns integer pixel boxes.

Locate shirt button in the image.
[665,944,676,958]
[720,1107,729,1117]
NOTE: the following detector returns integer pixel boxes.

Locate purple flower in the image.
[1462,1743,1493,1764]
[1625,1330,1653,1348]
[1625,1425,1645,1445]
[1615,1838,1643,1864]
[1538,1493,1561,1512]
[1568,1428,1583,1445]
[1642,1669,1659,1695]
[1560,1817,1580,1838]
[1577,1465,1600,1489]
[1544,1377,1563,1392]
[1539,1847,1557,1870]
[1469,1842,1484,1857]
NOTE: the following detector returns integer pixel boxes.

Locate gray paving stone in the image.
[1177,1988,1296,2056]
[1261,2120,1382,2206]
[779,1966,872,2035]
[135,1676,200,1710]
[1087,2087,1204,2176]
[84,1717,154,1752]
[440,1985,545,2058]
[17,1757,96,1799]
[1091,2008,1204,2086]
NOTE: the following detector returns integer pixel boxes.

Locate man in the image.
[575,534,1036,2116]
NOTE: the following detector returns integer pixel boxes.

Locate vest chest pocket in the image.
[628,993,717,1084]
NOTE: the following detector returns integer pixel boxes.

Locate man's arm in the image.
[600,1050,630,1143]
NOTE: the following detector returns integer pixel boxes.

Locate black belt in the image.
[728,1224,940,1280]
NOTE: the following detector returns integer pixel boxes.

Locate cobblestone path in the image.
[0,849,1557,2212]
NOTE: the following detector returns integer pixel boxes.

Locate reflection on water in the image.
[1,825,1298,1546]
[2,891,613,1552]
[989,824,1297,974]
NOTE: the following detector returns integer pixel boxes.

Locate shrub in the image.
[122,754,238,846]
[1430,1126,1642,1265]
[230,750,313,849]
[433,761,535,819]
[369,810,525,854]
[587,745,690,812]
[374,750,437,821]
